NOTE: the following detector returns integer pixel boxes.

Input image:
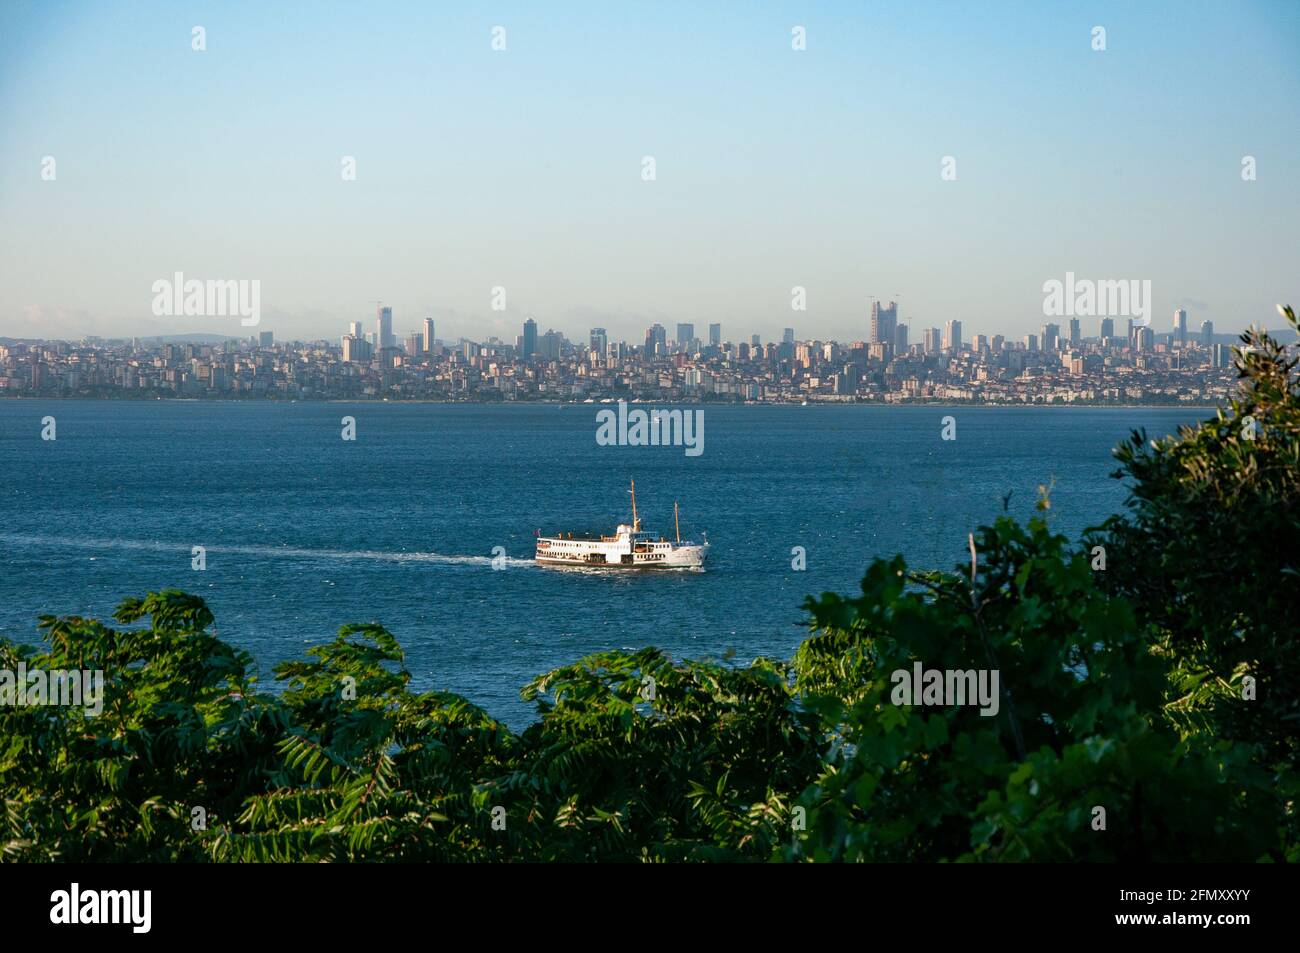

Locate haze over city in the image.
[1,0,1297,344]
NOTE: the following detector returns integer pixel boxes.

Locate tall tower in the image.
[376,306,394,350]
[522,318,538,359]
[423,317,435,353]
[1040,323,1060,351]
[871,300,898,346]
[943,319,962,351]
[1174,309,1188,348]
[709,323,722,347]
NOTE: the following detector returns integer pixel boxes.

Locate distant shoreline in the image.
[0,395,1225,410]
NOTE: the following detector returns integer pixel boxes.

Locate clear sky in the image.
[1,0,1297,344]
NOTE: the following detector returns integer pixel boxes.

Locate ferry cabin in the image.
[535,526,678,567]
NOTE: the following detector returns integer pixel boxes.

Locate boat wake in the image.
[0,533,536,568]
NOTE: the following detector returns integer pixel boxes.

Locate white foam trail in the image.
[0,533,535,567]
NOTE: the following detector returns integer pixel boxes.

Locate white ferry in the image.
[535,480,708,571]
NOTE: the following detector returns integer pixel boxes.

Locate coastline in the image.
[0,395,1228,410]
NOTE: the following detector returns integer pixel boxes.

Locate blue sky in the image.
[1,0,1297,343]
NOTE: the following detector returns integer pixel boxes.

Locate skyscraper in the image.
[923,327,941,353]
[349,321,363,339]
[783,328,795,345]
[943,320,962,351]
[522,318,538,359]
[895,324,908,353]
[1174,309,1188,348]
[423,318,435,353]
[675,323,695,350]
[709,323,722,347]
[1068,318,1081,344]
[342,335,372,363]
[376,306,394,350]
[589,327,607,355]
[645,324,666,356]
[1040,323,1060,352]
[1200,320,1214,348]
[1100,317,1115,340]
[871,300,898,346]
[751,334,761,348]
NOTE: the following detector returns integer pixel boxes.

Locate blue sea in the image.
[0,401,1204,726]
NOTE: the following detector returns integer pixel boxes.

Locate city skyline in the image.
[2,1,1298,343]
[2,299,1288,352]
[1,296,1252,407]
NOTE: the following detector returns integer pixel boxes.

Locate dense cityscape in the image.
[0,301,1257,404]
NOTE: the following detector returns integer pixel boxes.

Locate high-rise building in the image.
[645,324,666,356]
[709,323,721,347]
[895,324,908,353]
[1213,343,1232,368]
[943,320,962,351]
[539,330,562,360]
[342,335,372,363]
[376,306,394,350]
[259,331,273,348]
[751,334,761,347]
[783,328,795,345]
[871,301,898,346]
[1137,326,1155,352]
[423,318,436,353]
[1040,323,1060,352]
[522,318,538,359]
[349,321,363,339]
[1174,309,1188,348]
[1200,320,1214,348]
[589,328,608,355]
[1100,317,1115,340]
[406,332,423,354]
[1067,318,1080,344]
[676,323,695,350]
[973,333,989,352]
[923,327,942,353]
[1024,333,1038,352]
[839,363,859,393]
